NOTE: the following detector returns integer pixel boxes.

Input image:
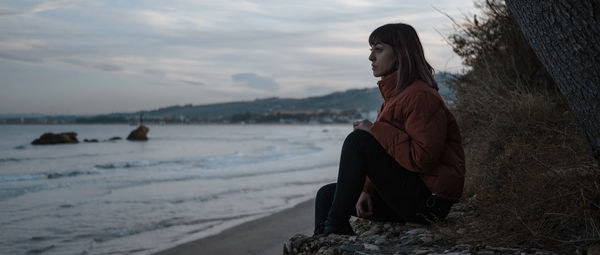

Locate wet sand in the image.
[153,199,315,255]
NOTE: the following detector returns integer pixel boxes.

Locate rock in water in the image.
[31,132,79,145]
[127,125,149,141]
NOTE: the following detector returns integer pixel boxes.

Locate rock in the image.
[360,225,382,237]
[418,234,433,244]
[363,243,379,251]
[405,228,427,235]
[340,244,362,252]
[373,234,387,244]
[400,236,416,246]
[284,234,312,255]
[405,222,422,228]
[284,217,558,255]
[32,132,78,145]
[83,138,98,143]
[109,136,121,141]
[127,125,149,141]
[413,248,432,255]
[588,243,600,255]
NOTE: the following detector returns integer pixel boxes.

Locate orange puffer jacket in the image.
[365,71,465,202]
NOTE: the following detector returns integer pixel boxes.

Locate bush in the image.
[446,0,600,251]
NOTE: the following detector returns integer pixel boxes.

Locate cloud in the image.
[181,80,205,86]
[0,0,478,114]
[62,58,87,66]
[143,69,166,77]
[0,52,42,62]
[134,10,214,31]
[305,85,336,96]
[0,39,46,62]
[232,73,279,91]
[93,63,122,72]
[303,46,366,57]
[0,0,77,16]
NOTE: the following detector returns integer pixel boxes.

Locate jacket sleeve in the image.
[370,91,447,173]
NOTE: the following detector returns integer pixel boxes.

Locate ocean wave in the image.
[0,153,101,163]
[201,162,335,180]
[100,163,336,205]
[202,147,321,170]
[91,142,321,172]
[90,212,262,243]
[91,147,309,171]
[46,170,101,179]
[95,160,157,169]
[0,169,102,183]
[94,157,212,170]
[0,173,48,182]
[0,157,26,163]
[0,182,73,202]
[25,244,56,254]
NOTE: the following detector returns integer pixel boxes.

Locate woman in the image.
[314,23,465,235]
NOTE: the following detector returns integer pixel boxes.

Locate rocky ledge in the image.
[31,132,78,145]
[284,204,556,255]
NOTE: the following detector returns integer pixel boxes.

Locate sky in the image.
[0,0,478,115]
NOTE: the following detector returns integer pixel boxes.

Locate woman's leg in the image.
[314,183,336,232]
[323,129,432,234]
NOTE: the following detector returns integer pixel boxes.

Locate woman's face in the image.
[369,42,397,77]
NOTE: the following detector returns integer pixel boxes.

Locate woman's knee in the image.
[343,129,373,147]
[316,183,336,201]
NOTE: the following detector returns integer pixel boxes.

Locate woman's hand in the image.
[355,192,374,218]
[353,119,373,132]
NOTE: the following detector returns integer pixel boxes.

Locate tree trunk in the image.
[505,0,600,161]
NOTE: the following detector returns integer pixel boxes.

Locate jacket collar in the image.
[377,70,398,101]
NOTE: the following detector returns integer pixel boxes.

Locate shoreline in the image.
[153,199,315,255]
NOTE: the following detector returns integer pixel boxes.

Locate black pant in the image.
[314,130,451,230]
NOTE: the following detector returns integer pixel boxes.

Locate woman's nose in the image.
[368,51,375,61]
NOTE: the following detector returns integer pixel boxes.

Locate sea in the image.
[0,124,350,255]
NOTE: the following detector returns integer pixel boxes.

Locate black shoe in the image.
[322,220,355,235]
[314,221,325,235]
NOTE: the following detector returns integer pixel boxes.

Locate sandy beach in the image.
[154,199,315,255]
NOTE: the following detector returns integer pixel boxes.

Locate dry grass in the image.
[452,77,600,250]
[443,0,600,251]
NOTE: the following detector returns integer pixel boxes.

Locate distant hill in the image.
[139,72,454,118]
[0,113,48,119]
[1,73,456,124]
[70,87,383,124]
[143,88,383,119]
[136,72,453,118]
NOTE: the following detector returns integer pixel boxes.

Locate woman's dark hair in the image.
[369,23,438,92]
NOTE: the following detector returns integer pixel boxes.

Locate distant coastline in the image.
[0,109,372,125]
[0,87,385,125]
[1,73,455,125]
